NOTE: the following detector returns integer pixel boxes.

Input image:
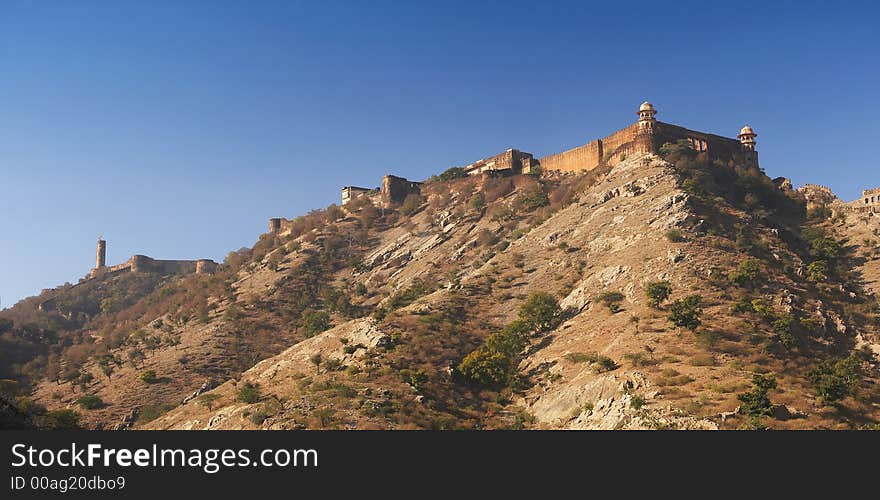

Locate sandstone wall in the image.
[537,121,751,174]
[463,149,535,175]
[382,175,422,207]
[537,140,602,173]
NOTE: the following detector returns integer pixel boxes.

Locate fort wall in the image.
[861,188,880,209]
[462,149,535,176]
[536,119,755,174]
[86,254,217,280]
[382,175,422,207]
[537,141,602,173]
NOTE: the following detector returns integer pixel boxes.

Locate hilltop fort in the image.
[86,238,217,280]
[317,101,875,220]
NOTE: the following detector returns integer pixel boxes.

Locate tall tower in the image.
[738,125,757,150]
[635,101,658,154]
[95,237,106,269]
[738,125,759,167]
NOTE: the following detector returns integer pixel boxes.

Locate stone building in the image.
[381,175,421,207]
[798,184,839,213]
[860,188,880,211]
[86,239,217,279]
[536,102,759,173]
[341,186,373,206]
[461,149,536,176]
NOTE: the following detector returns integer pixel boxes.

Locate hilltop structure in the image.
[270,101,875,234]
[86,238,217,280]
[797,184,880,216]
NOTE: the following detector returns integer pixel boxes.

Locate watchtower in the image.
[738,125,759,167]
[95,238,106,269]
[634,101,658,154]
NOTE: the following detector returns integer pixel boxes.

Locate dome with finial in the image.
[739,125,756,137]
[639,101,655,112]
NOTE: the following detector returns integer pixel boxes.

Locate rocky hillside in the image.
[4,149,879,430]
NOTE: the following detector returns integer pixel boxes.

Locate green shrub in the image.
[137,403,175,424]
[772,313,797,349]
[564,352,598,364]
[737,373,777,417]
[518,292,562,332]
[41,409,82,430]
[729,259,761,287]
[236,382,261,404]
[387,280,432,311]
[407,370,428,390]
[807,260,828,281]
[515,188,549,212]
[140,370,158,384]
[731,296,754,314]
[468,192,485,211]
[438,167,467,181]
[646,281,673,309]
[196,393,221,410]
[74,394,104,410]
[593,356,619,373]
[399,194,426,216]
[665,229,685,242]
[596,291,625,313]
[323,358,343,371]
[302,310,331,337]
[668,295,703,331]
[803,227,841,261]
[750,299,775,321]
[458,346,516,386]
[808,356,863,404]
[630,395,646,410]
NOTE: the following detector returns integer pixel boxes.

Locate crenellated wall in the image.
[537,140,603,173]
[87,255,217,280]
[382,175,422,207]
[462,149,535,176]
[536,120,752,174]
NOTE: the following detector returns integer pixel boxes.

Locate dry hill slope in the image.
[145,153,880,430]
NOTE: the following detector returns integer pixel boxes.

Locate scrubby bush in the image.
[140,370,158,384]
[459,294,560,386]
[729,259,761,287]
[399,194,426,216]
[74,394,104,410]
[737,373,777,417]
[468,191,485,211]
[196,393,221,410]
[40,409,81,430]
[236,382,261,404]
[808,356,863,404]
[437,167,467,182]
[387,280,432,311]
[592,356,619,373]
[668,295,703,331]
[518,292,562,331]
[407,370,428,391]
[630,395,646,410]
[302,310,331,337]
[665,229,685,242]
[646,281,673,309]
[514,187,549,212]
[596,291,625,313]
[458,346,516,386]
[772,313,797,349]
[803,227,841,261]
[807,260,828,282]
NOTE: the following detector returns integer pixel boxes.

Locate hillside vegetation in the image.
[2,147,878,430]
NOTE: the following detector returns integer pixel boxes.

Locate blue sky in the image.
[1,0,877,307]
